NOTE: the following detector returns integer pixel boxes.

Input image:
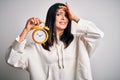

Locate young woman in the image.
[6,3,104,80]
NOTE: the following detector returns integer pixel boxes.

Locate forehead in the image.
[56,8,66,13]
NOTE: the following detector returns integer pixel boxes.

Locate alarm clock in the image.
[32,25,49,44]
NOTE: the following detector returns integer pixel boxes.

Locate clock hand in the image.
[37,33,43,37]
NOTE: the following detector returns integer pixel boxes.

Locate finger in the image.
[28,17,43,26]
[33,18,38,25]
[37,18,43,24]
[59,6,68,11]
[32,18,39,25]
[65,2,70,10]
[59,6,67,9]
[59,6,69,13]
[65,2,69,7]
[29,18,35,24]
[35,18,40,25]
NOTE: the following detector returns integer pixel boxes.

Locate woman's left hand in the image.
[59,2,80,23]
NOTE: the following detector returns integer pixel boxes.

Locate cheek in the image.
[55,17,60,25]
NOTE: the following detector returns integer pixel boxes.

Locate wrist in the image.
[24,28,30,33]
[73,16,80,23]
[24,25,31,32]
[19,28,29,42]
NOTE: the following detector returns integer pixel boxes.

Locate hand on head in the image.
[58,2,79,23]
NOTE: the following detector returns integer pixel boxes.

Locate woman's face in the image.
[55,8,68,31]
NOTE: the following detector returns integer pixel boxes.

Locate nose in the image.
[61,15,65,20]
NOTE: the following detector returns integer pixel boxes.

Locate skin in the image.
[19,3,79,42]
[55,8,69,37]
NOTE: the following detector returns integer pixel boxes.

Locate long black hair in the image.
[42,3,74,51]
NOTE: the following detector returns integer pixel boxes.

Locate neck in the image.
[56,29,64,38]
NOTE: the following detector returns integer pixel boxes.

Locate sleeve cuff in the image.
[16,35,26,44]
[76,19,88,33]
[12,36,26,52]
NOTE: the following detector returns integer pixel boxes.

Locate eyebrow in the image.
[56,11,66,14]
[56,12,63,13]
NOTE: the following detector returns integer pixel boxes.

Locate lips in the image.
[59,22,67,25]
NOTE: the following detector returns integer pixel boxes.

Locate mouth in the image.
[59,22,67,25]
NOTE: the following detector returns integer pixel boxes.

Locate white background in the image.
[0,0,120,80]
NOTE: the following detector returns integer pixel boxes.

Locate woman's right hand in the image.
[19,17,42,42]
[25,17,42,32]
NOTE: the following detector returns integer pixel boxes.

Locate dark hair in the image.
[42,3,74,51]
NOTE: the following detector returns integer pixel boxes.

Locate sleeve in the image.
[76,19,104,56]
[6,36,28,70]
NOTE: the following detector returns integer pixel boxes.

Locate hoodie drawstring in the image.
[55,43,64,69]
[61,46,64,69]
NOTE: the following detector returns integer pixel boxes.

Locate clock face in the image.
[32,29,48,44]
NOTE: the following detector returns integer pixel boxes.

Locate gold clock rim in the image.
[32,29,48,44]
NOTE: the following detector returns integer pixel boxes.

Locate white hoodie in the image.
[7,19,104,80]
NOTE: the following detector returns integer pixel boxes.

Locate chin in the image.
[60,26,67,30]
